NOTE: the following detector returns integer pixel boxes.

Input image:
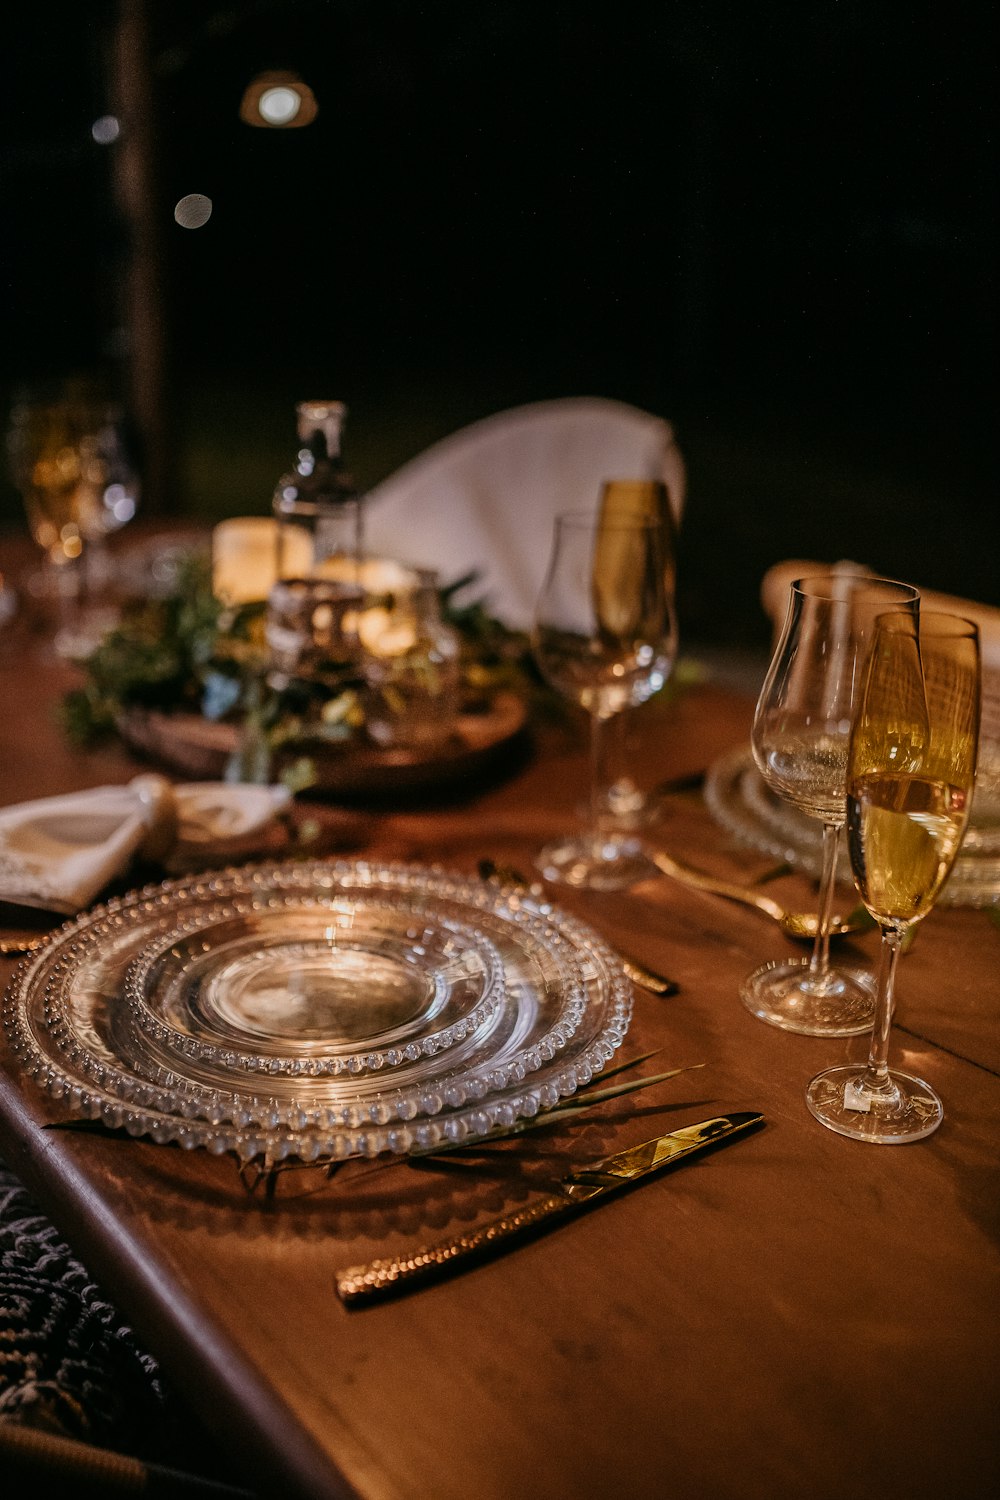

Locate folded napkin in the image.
[363,397,686,629]
[760,559,1000,811]
[760,559,1000,676]
[0,775,291,915]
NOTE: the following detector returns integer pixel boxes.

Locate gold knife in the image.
[335,1111,764,1306]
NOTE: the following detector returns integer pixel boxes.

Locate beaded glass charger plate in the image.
[2,859,633,1163]
[704,746,1000,908]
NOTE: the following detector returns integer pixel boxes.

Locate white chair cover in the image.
[362,397,686,629]
[760,559,1000,681]
[761,559,1000,811]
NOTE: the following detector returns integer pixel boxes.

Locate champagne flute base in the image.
[805,1064,943,1143]
[535,834,655,892]
[740,957,875,1036]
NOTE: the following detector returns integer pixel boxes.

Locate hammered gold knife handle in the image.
[336,1191,580,1306]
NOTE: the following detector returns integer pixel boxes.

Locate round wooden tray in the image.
[118,692,530,798]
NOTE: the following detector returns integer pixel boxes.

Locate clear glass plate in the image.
[2,860,633,1163]
[123,901,506,1078]
[704,746,1000,908]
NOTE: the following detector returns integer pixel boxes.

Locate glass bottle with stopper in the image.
[272,400,362,581]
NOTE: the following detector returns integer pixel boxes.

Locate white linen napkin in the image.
[760,559,1000,676]
[760,559,1000,815]
[0,775,291,915]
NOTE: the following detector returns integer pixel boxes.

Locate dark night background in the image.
[2,0,996,646]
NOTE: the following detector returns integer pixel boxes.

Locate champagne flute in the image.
[741,574,919,1035]
[806,612,980,1142]
[531,510,676,889]
[597,480,679,827]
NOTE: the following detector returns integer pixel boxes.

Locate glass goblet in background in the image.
[806,611,980,1142]
[75,406,141,604]
[7,397,90,650]
[741,574,920,1035]
[531,510,676,890]
[6,393,139,655]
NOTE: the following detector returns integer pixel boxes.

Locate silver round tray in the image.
[704,746,1000,908]
[2,859,633,1163]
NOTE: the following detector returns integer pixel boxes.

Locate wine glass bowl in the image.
[806,612,980,1142]
[531,510,676,890]
[741,574,920,1035]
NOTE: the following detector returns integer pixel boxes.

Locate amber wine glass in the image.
[532,511,675,889]
[806,612,980,1142]
[741,575,920,1035]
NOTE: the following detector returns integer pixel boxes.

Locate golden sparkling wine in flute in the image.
[806,611,981,1144]
[593,480,677,639]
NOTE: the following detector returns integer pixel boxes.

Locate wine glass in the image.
[531,510,676,889]
[741,574,920,1035]
[806,612,980,1142]
[6,391,139,655]
[75,404,141,603]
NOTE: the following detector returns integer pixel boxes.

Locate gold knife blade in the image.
[618,955,679,996]
[335,1111,764,1306]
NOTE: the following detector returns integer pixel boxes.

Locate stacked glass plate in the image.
[2,859,633,1163]
[705,746,1000,907]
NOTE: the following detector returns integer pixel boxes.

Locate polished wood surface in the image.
[1,561,997,1500]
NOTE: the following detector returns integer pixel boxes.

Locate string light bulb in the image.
[239,71,318,129]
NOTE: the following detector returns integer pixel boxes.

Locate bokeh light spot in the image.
[91,115,121,145]
[174,194,213,229]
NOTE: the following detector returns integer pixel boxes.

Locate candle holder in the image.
[264,576,365,693]
[360,573,461,750]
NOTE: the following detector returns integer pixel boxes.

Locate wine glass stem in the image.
[806,821,841,982]
[588,711,616,840]
[863,926,903,1092]
[51,555,83,634]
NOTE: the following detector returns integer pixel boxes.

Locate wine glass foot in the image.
[53,605,120,661]
[535,834,655,891]
[805,1064,943,1143]
[740,957,875,1036]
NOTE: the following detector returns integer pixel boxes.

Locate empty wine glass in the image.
[531,510,676,889]
[806,611,980,1141]
[741,574,919,1035]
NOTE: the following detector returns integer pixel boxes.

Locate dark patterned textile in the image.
[0,1157,196,1466]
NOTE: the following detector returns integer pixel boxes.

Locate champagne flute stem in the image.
[863,926,903,1094]
[805,821,841,982]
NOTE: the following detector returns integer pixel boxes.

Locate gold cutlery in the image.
[335,1111,764,1305]
[0,935,48,956]
[616,954,678,996]
[0,903,66,956]
[477,860,678,994]
[646,849,871,940]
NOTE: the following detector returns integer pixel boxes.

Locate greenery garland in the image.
[61,551,551,783]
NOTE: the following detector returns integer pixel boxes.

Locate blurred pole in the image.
[110,0,173,515]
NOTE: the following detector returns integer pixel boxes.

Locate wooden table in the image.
[1,585,998,1500]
